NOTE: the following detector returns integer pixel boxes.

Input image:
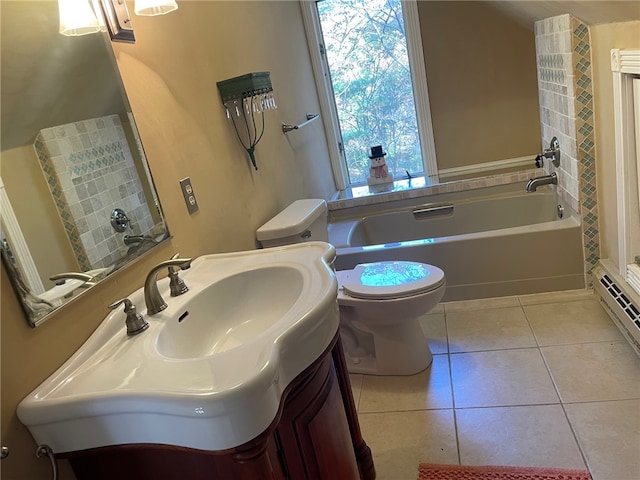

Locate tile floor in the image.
[348,290,640,480]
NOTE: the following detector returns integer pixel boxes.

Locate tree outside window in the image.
[317,0,423,185]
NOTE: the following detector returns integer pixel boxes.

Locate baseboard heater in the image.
[594,265,640,353]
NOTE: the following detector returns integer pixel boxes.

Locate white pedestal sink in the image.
[17,242,339,453]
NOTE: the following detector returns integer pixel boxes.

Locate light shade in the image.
[134,0,178,16]
[58,0,101,36]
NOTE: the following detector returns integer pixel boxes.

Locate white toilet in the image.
[256,199,446,375]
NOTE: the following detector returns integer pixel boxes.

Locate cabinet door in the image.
[66,435,286,480]
[276,355,360,480]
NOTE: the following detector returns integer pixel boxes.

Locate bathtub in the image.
[328,183,585,302]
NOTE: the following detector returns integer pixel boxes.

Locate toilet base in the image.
[343,349,433,376]
[339,320,433,376]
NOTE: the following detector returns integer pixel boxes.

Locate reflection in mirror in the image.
[1,1,170,327]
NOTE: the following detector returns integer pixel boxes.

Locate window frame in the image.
[300,0,438,190]
[611,49,640,295]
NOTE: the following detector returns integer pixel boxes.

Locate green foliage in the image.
[318,0,423,184]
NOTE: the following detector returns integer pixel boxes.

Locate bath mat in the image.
[417,463,592,480]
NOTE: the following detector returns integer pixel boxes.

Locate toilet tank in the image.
[256,199,329,248]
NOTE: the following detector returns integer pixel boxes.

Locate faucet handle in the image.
[545,136,561,167]
[108,298,149,336]
[168,253,189,297]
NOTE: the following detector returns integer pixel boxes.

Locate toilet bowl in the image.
[256,199,446,375]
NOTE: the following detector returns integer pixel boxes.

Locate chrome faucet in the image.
[144,254,192,315]
[49,272,96,287]
[526,172,558,192]
[123,234,158,246]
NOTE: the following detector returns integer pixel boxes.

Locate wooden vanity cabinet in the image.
[62,333,375,480]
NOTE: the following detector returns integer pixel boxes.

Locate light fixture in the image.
[58,0,179,43]
[99,0,135,43]
[134,0,178,16]
[58,0,101,36]
[216,72,278,170]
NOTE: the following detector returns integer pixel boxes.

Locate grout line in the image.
[453,402,562,411]
[521,301,544,349]
[357,407,454,415]
[444,307,462,465]
[559,401,592,474]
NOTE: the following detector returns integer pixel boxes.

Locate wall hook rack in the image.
[216,72,277,170]
[282,114,320,134]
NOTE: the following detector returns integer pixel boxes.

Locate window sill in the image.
[328,169,539,211]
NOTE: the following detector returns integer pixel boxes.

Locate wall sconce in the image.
[134,0,178,15]
[58,0,178,43]
[58,0,102,36]
[216,72,278,170]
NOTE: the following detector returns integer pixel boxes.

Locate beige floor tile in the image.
[542,341,640,403]
[444,296,520,312]
[456,405,586,469]
[565,399,640,480]
[524,300,624,346]
[518,289,595,306]
[349,373,363,411]
[450,348,559,408]
[446,306,537,353]
[359,409,458,480]
[430,303,445,315]
[419,313,448,354]
[359,355,452,412]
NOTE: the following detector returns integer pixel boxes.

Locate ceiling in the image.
[484,1,640,28]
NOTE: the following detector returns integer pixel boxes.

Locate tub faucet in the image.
[144,254,192,315]
[49,272,96,287]
[526,172,558,192]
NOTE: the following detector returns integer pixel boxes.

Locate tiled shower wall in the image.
[34,115,156,271]
[535,14,599,285]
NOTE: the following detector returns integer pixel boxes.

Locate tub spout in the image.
[526,172,557,192]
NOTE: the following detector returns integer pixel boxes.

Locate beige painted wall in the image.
[419,1,541,170]
[0,2,335,479]
[2,145,78,286]
[590,20,640,268]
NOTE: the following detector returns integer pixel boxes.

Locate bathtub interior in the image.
[328,183,585,301]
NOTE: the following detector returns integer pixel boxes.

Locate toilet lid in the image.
[339,261,445,300]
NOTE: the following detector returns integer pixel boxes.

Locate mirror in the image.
[1,1,170,327]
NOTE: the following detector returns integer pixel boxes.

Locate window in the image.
[301,0,437,189]
[611,49,640,295]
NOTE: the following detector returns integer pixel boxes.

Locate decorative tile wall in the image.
[34,115,156,270]
[535,14,600,285]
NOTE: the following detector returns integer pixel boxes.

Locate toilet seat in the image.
[337,261,445,300]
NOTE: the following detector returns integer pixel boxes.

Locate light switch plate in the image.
[179,177,199,214]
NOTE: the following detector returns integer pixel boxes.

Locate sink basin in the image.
[156,266,304,359]
[17,242,339,453]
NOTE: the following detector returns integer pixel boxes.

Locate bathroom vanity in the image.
[17,244,375,480]
[59,335,374,480]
